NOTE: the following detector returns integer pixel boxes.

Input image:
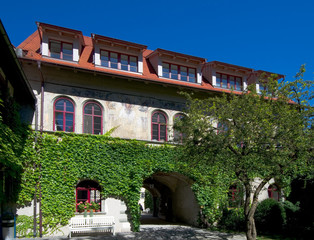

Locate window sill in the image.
[75,211,107,215]
[159,76,200,85]
[42,55,79,64]
[95,64,142,75]
[214,86,243,92]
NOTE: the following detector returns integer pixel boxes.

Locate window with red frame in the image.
[152,111,167,141]
[228,185,243,208]
[83,102,102,135]
[162,62,196,83]
[49,40,73,61]
[216,73,242,91]
[54,98,74,132]
[100,50,138,72]
[76,180,101,212]
[268,184,280,201]
[173,113,185,143]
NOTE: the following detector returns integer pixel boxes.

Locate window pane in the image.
[66,100,74,112]
[188,69,196,82]
[216,73,221,87]
[110,52,118,69]
[50,41,61,59]
[121,54,128,71]
[229,76,235,89]
[94,117,102,134]
[162,63,170,78]
[84,104,93,115]
[236,77,242,91]
[55,99,65,111]
[222,75,228,88]
[93,104,102,116]
[84,115,92,134]
[130,56,137,72]
[77,190,88,202]
[62,43,73,61]
[180,67,187,81]
[160,125,166,140]
[100,51,109,67]
[152,113,158,123]
[158,113,166,123]
[152,124,158,140]
[171,65,178,80]
[65,113,74,132]
[55,112,64,131]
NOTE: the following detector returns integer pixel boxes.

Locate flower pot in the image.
[2,219,15,240]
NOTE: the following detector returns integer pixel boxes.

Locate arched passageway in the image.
[141,172,199,226]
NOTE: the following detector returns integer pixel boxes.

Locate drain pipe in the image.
[33,100,38,237]
[37,61,44,237]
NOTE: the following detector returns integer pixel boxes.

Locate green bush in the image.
[218,208,245,231]
[255,198,286,234]
[16,215,37,238]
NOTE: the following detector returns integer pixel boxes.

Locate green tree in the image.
[175,69,313,240]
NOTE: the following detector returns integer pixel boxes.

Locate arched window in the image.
[54,97,75,132]
[268,184,280,201]
[152,111,167,141]
[83,102,103,134]
[173,113,185,143]
[76,180,101,212]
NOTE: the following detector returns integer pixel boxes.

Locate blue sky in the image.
[1,0,313,103]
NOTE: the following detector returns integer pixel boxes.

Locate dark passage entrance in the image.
[141,172,199,226]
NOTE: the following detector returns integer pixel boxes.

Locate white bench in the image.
[69,216,115,238]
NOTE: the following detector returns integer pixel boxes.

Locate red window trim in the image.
[216,72,242,91]
[53,97,75,132]
[100,50,138,72]
[83,101,103,135]
[49,40,73,60]
[151,111,168,141]
[76,187,101,212]
[268,184,280,201]
[162,62,197,83]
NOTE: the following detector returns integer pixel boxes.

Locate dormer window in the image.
[216,73,242,91]
[100,50,138,72]
[162,62,196,83]
[49,40,73,61]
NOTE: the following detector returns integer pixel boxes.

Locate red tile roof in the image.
[17,26,280,95]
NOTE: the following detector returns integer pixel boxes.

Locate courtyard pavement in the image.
[19,225,246,240]
[18,214,246,240]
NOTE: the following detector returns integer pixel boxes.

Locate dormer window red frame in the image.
[49,40,73,61]
[83,102,103,135]
[162,62,196,83]
[100,50,138,72]
[216,73,242,91]
[152,111,168,141]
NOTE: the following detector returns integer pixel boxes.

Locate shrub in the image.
[218,208,245,231]
[255,198,286,234]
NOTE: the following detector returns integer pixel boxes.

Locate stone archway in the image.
[142,172,199,226]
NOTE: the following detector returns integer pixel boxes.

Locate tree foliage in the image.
[175,68,313,240]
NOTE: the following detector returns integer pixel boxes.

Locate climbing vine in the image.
[14,131,233,235]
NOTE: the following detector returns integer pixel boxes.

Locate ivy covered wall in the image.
[15,132,233,234]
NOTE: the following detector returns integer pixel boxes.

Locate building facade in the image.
[14,22,283,236]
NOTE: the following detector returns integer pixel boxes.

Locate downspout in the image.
[37,61,44,238]
[33,100,38,237]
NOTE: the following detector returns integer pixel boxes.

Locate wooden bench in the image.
[69,216,115,238]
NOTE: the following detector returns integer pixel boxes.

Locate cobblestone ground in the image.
[19,225,246,240]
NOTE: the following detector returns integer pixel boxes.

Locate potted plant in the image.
[90,201,101,212]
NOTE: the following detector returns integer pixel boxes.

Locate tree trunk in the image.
[246,215,257,240]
